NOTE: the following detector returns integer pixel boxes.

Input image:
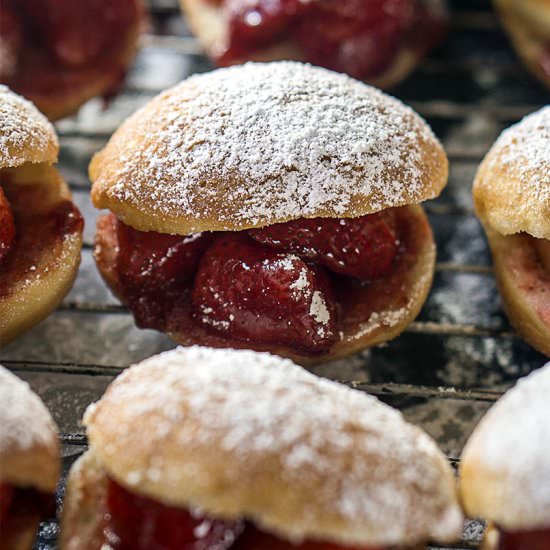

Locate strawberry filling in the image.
[105,479,384,550]
[497,527,550,550]
[0,0,141,107]
[214,0,446,79]
[0,188,15,264]
[97,209,411,355]
[0,483,56,543]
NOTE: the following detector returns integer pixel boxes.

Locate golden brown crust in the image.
[94,205,435,365]
[0,366,60,493]
[0,86,58,170]
[59,451,109,550]
[482,222,550,356]
[495,0,550,90]
[180,0,425,89]
[460,364,550,530]
[473,107,550,240]
[0,163,83,347]
[90,62,448,235]
[83,347,463,547]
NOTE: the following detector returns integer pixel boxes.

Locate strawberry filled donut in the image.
[460,363,550,550]
[179,0,447,88]
[61,346,463,550]
[474,107,550,357]
[0,86,83,346]
[0,0,144,120]
[0,366,60,550]
[91,62,448,364]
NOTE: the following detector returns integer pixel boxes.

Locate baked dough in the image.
[0,365,60,550]
[495,0,550,90]
[90,62,448,235]
[473,107,550,356]
[179,0,444,89]
[61,346,463,549]
[460,362,550,531]
[0,86,83,346]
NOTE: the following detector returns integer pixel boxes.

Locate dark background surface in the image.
[2,0,547,548]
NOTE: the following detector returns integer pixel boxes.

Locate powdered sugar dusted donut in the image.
[0,365,59,550]
[61,346,462,550]
[91,62,447,363]
[460,363,550,548]
[474,107,550,356]
[0,86,83,346]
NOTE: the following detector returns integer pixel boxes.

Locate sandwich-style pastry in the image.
[0,0,144,120]
[473,106,550,357]
[460,363,550,549]
[179,0,447,88]
[0,366,60,550]
[494,0,550,90]
[91,62,448,364]
[61,346,463,550]
[0,86,83,347]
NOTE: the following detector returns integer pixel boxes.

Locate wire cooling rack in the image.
[3,0,548,548]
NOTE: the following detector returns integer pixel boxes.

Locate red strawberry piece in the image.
[0,483,14,524]
[249,212,399,282]
[17,0,141,67]
[192,233,338,353]
[292,0,414,79]
[220,0,309,63]
[112,215,214,328]
[498,528,550,550]
[0,3,22,80]
[233,525,384,550]
[0,187,16,264]
[106,479,244,550]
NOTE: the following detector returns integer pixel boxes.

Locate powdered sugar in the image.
[85,346,461,544]
[0,365,57,454]
[101,62,443,228]
[488,106,550,198]
[0,85,58,169]
[462,362,550,525]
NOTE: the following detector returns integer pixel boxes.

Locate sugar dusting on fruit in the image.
[99,62,444,230]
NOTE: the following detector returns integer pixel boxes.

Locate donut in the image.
[0,365,60,550]
[179,0,447,88]
[473,106,550,357]
[61,346,463,550]
[460,362,550,549]
[495,0,550,90]
[90,62,448,364]
[0,85,83,346]
[0,0,144,120]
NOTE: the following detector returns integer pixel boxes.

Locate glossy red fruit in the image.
[498,527,550,550]
[0,483,14,524]
[293,0,414,79]
[0,3,22,80]
[0,187,16,264]
[113,215,214,328]
[192,233,338,353]
[106,479,244,550]
[233,525,383,550]
[220,0,309,62]
[249,212,399,282]
[17,0,140,67]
